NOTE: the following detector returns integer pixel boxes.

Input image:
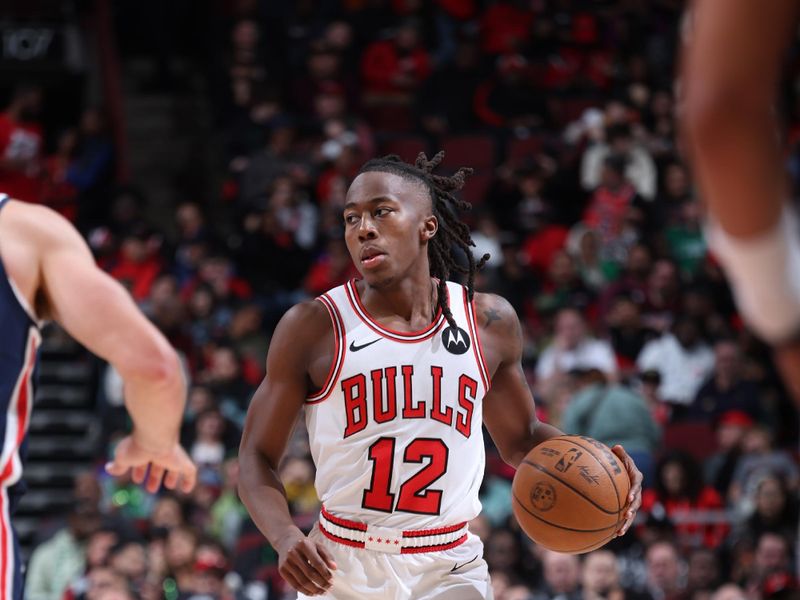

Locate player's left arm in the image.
[477,293,561,468]
[476,293,641,536]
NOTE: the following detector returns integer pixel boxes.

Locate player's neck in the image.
[359,272,438,325]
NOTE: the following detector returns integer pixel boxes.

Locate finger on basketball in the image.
[627,483,642,521]
[131,464,148,485]
[622,510,638,534]
[316,543,338,570]
[611,444,641,537]
[146,465,165,493]
[621,517,633,535]
[629,485,642,512]
[617,514,632,536]
[617,498,636,535]
[610,444,630,468]
[611,445,639,503]
[633,489,642,509]
[629,471,643,504]
[298,544,333,585]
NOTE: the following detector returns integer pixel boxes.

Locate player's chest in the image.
[318,352,485,442]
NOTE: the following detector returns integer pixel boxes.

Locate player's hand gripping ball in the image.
[512,436,641,554]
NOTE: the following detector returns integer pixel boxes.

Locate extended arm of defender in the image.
[0,202,195,492]
[33,208,185,454]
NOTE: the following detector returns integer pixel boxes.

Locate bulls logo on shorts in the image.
[442,326,470,355]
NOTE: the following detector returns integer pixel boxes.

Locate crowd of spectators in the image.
[0,84,114,225]
[8,1,800,599]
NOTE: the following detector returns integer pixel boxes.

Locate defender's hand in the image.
[611,444,643,537]
[105,435,197,494]
[276,531,337,596]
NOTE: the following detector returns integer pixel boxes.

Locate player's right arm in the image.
[238,301,336,597]
[10,203,195,493]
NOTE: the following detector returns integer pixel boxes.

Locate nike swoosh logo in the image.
[450,555,479,573]
[349,338,382,352]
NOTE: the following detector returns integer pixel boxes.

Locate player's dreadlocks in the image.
[358,151,490,329]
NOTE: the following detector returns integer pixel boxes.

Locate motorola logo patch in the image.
[442,326,470,355]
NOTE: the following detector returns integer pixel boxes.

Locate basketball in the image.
[512,435,630,554]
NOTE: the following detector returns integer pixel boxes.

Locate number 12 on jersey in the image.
[362,437,449,515]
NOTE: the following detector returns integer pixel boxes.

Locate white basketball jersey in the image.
[305,279,491,530]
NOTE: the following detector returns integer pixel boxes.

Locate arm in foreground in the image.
[238,302,336,597]
[31,206,195,493]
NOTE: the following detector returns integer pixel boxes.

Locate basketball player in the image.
[682,0,800,405]
[0,194,196,599]
[238,153,643,599]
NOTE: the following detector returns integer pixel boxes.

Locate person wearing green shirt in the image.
[562,375,661,486]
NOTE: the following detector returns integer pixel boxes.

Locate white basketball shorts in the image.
[297,524,493,600]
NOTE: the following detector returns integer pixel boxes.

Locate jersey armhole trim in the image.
[463,287,491,393]
[0,197,42,328]
[7,277,42,328]
[306,294,346,404]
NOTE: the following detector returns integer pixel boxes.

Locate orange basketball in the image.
[511,435,630,554]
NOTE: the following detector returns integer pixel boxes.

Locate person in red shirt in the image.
[583,155,640,249]
[40,128,79,222]
[303,238,359,297]
[0,85,44,202]
[181,253,252,307]
[108,226,164,302]
[641,451,730,549]
[480,1,534,55]
[360,19,431,100]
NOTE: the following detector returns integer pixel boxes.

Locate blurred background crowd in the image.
[1,0,799,599]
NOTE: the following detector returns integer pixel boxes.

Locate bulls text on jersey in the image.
[341,366,479,439]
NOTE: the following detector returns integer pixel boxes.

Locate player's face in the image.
[343,171,436,286]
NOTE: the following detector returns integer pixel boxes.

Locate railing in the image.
[654,509,736,525]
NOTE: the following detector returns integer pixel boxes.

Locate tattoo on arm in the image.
[484,308,501,328]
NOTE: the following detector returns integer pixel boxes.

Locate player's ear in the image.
[421,215,437,241]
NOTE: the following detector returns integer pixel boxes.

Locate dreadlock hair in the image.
[357,151,490,329]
